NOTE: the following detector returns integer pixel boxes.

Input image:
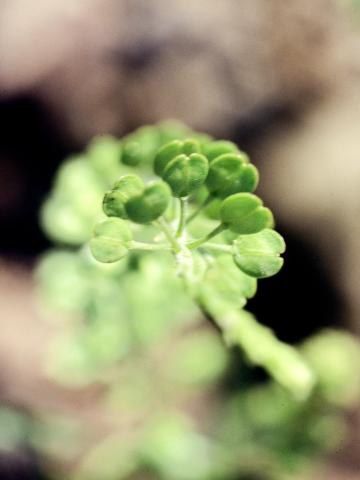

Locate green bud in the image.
[206,153,258,198]
[162,153,209,197]
[220,193,274,234]
[202,140,240,162]
[125,180,171,224]
[90,218,132,263]
[103,174,144,218]
[233,229,285,278]
[154,140,183,176]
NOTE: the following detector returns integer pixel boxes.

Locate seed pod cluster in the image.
[91,127,284,279]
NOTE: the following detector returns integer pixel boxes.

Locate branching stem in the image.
[155,218,182,253]
[186,194,212,225]
[131,241,170,251]
[187,224,227,250]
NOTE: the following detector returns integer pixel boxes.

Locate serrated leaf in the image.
[233,229,285,278]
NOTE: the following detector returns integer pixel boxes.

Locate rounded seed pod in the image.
[103,174,144,218]
[220,193,274,234]
[125,180,171,224]
[233,229,285,278]
[121,126,160,166]
[162,153,209,197]
[154,140,183,176]
[202,140,240,162]
[206,153,258,198]
[90,218,132,263]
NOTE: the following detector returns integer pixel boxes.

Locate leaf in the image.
[125,180,171,224]
[199,255,257,313]
[90,218,132,263]
[233,229,285,278]
[220,193,274,234]
[162,153,209,197]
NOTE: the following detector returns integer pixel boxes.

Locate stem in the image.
[155,218,182,253]
[130,241,170,251]
[186,195,212,225]
[200,243,232,254]
[176,198,187,238]
[187,223,227,250]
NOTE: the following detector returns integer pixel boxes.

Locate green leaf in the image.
[202,140,240,162]
[125,181,171,224]
[220,193,274,234]
[206,153,258,198]
[90,218,132,263]
[103,174,144,218]
[233,229,285,278]
[162,153,209,197]
[199,255,257,313]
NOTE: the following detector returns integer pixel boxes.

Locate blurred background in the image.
[1,1,360,479]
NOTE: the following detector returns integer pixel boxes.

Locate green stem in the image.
[186,194,212,225]
[130,241,170,251]
[187,223,227,250]
[176,198,187,238]
[155,218,182,253]
[200,243,232,254]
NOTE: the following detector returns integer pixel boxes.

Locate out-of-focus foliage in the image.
[33,121,360,480]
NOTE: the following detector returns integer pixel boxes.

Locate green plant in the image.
[85,125,313,399]
[36,121,360,480]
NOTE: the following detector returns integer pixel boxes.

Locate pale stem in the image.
[186,194,212,225]
[187,223,227,250]
[130,241,170,251]
[176,197,187,238]
[200,243,232,254]
[154,218,182,253]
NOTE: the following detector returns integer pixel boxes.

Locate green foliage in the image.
[36,120,360,480]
